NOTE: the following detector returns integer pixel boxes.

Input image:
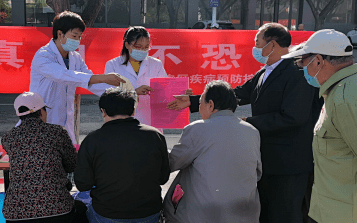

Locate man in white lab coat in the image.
[29,11,130,144]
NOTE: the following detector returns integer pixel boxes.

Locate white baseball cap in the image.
[282,29,353,59]
[14,92,48,116]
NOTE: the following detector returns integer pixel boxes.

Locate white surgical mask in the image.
[61,35,80,52]
[130,49,149,61]
[252,42,274,64]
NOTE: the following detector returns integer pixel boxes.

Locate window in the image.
[26,0,54,26]
[197,0,242,29]
[142,0,186,28]
[144,0,170,27]
[325,0,353,24]
[278,0,299,30]
[0,0,11,24]
[107,0,129,25]
[255,0,275,29]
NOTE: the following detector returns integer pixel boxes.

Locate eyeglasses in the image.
[296,55,313,68]
[131,44,150,51]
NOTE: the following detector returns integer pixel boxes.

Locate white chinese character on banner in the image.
[217,74,229,82]
[243,74,254,82]
[167,74,175,77]
[0,40,24,68]
[151,46,182,66]
[231,74,242,84]
[190,74,203,84]
[203,74,216,83]
[201,44,241,70]
[177,74,188,77]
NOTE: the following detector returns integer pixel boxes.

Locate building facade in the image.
[0,0,356,33]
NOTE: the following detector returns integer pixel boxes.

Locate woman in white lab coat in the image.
[105,26,167,126]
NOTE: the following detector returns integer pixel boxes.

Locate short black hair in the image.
[52,11,85,40]
[259,23,291,48]
[99,87,137,117]
[18,106,42,120]
[121,26,150,65]
[204,80,238,112]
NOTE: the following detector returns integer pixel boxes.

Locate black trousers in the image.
[6,200,88,223]
[258,172,310,223]
[302,171,318,223]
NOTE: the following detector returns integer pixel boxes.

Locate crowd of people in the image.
[1,10,357,223]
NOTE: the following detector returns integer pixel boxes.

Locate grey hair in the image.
[325,55,354,66]
[309,54,354,66]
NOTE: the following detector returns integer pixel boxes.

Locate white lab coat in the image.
[29,40,124,143]
[105,56,167,126]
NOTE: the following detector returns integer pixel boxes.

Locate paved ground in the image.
[0,93,252,196]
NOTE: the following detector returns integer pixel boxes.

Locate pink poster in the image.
[150,77,189,129]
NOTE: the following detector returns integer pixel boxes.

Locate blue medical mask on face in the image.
[130,49,149,61]
[61,35,80,52]
[303,56,322,88]
[252,42,274,64]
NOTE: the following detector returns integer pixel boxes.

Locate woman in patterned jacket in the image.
[1,92,88,223]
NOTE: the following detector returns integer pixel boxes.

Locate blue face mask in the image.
[130,49,149,61]
[303,56,322,88]
[61,35,80,52]
[252,42,274,64]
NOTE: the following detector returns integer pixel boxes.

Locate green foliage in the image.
[26,0,48,8]
[144,0,170,24]
[0,0,11,23]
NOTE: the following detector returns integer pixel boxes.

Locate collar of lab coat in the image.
[125,56,149,79]
[49,39,77,70]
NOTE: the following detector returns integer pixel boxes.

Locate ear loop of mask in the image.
[314,59,324,79]
[262,41,274,58]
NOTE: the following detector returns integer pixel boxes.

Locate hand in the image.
[89,73,126,86]
[185,88,193,96]
[101,73,126,86]
[135,85,153,95]
[167,95,191,111]
[241,117,247,121]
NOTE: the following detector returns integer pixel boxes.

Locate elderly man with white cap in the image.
[282,29,356,223]
[1,92,88,222]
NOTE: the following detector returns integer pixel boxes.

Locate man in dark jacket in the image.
[74,87,170,223]
[167,23,324,223]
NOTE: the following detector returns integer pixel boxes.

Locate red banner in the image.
[0,27,313,95]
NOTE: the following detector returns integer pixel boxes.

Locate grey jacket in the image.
[163,110,262,223]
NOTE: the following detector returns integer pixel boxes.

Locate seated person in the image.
[1,92,87,223]
[74,87,170,223]
[163,80,262,223]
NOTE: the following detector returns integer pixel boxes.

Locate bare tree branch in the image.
[320,0,340,18]
[218,0,238,20]
[305,0,340,30]
[81,0,104,27]
[46,0,70,14]
[305,0,319,20]
[165,0,183,28]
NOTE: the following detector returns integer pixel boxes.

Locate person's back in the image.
[164,81,261,223]
[75,87,170,222]
[1,92,80,222]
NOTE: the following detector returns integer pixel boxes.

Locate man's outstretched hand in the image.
[167,95,191,111]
